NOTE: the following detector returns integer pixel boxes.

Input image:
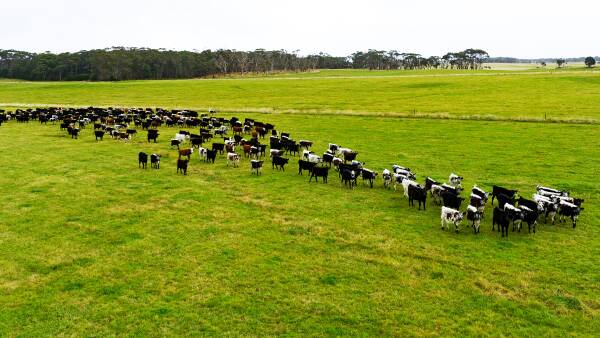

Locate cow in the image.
[558,200,581,228]
[492,207,510,237]
[425,177,441,194]
[518,197,544,214]
[448,173,463,187]
[138,152,148,169]
[250,160,263,175]
[322,152,334,167]
[504,204,524,232]
[272,156,289,171]
[309,166,329,183]
[177,159,189,175]
[441,207,464,232]
[431,184,445,205]
[533,194,558,224]
[360,168,377,188]
[298,159,316,175]
[94,130,105,141]
[466,205,482,233]
[408,184,427,210]
[270,149,285,158]
[212,143,225,154]
[392,165,416,180]
[536,185,568,198]
[67,126,80,139]
[520,205,538,233]
[178,148,193,160]
[328,143,340,154]
[299,140,312,150]
[393,173,408,192]
[147,129,159,143]
[402,178,418,198]
[150,154,160,169]
[340,169,357,188]
[495,193,514,210]
[471,185,489,204]
[441,190,464,210]
[227,153,240,167]
[469,193,485,217]
[205,150,217,164]
[382,169,392,189]
[491,185,518,205]
[343,151,358,163]
[171,139,181,148]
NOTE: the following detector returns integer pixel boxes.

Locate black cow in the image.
[212,143,225,155]
[147,129,159,143]
[298,159,316,175]
[520,206,538,233]
[67,126,80,139]
[138,152,148,169]
[171,139,181,148]
[205,150,217,164]
[361,169,377,188]
[177,159,189,175]
[94,130,105,141]
[441,190,464,210]
[518,197,542,213]
[408,184,427,210]
[492,207,510,237]
[343,151,358,163]
[309,166,329,183]
[322,152,334,167]
[495,193,514,210]
[491,185,517,205]
[150,154,160,169]
[471,186,489,204]
[425,177,441,192]
[272,156,289,171]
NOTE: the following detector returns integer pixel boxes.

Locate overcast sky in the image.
[1,0,596,58]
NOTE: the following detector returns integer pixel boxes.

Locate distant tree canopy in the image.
[556,58,567,68]
[584,56,596,68]
[0,47,488,81]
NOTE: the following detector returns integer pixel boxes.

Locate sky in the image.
[1,0,596,58]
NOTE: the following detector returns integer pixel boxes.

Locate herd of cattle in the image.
[0,107,586,236]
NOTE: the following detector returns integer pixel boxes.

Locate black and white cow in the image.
[340,169,357,188]
[382,169,392,189]
[408,184,427,210]
[361,168,377,188]
[425,177,441,194]
[533,194,558,224]
[471,185,489,204]
[441,207,465,232]
[250,160,263,175]
[504,204,523,232]
[466,205,482,233]
[519,205,538,233]
[150,154,160,169]
[536,185,568,198]
[227,153,241,167]
[558,200,581,228]
[448,173,463,187]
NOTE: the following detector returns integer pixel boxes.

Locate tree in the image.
[584,57,596,68]
[556,59,566,68]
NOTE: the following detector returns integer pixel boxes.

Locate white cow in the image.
[441,206,465,232]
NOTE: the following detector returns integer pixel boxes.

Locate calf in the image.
[402,178,418,198]
[558,200,581,228]
[340,169,357,188]
[425,177,441,193]
[448,173,463,187]
[441,207,464,232]
[469,193,485,216]
[408,184,427,210]
[205,150,217,164]
[94,130,105,141]
[361,168,377,188]
[322,152,334,167]
[471,185,489,204]
[537,185,568,198]
[177,159,189,175]
[533,194,558,224]
[299,140,312,150]
[466,205,482,233]
[147,130,159,142]
[138,152,148,169]
[250,160,263,175]
[270,149,285,158]
[382,169,392,189]
[150,154,160,169]
[520,205,538,233]
[272,156,289,171]
[492,207,510,237]
[495,193,514,210]
[171,139,181,148]
[504,204,523,232]
[309,166,329,183]
[491,185,517,206]
[227,153,240,167]
[298,159,316,175]
[343,151,358,163]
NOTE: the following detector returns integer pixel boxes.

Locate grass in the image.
[2,68,600,122]
[0,113,599,336]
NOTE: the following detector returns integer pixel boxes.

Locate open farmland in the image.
[2,68,600,121]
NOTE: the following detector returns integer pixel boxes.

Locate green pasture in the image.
[2,68,600,121]
[0,112,598,336]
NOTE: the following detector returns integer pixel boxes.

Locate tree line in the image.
[0,47,489,81]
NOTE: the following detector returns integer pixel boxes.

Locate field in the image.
[2,68,600,122]
[1,69,599,336]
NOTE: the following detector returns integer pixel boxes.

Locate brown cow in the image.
[178,148,193,160]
